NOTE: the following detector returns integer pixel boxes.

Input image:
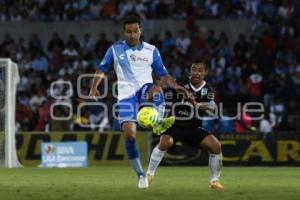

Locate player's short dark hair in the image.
[191,61,208,70]
[122,14,142,29]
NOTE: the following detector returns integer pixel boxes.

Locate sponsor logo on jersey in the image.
[178,110,190,116]
[129,54,148,62]
[201,88,208,96]
[137,57,148,62]
[119,54,125,60]
[129,54,136,61]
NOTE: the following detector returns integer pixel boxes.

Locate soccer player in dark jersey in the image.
[146,62,224,191]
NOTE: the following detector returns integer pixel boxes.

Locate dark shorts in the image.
[163,121,211,148]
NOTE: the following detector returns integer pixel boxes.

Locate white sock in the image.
[209,153,222,183]
[147,145,166,176]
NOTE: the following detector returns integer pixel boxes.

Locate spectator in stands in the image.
[155,0,170,18]
[162,31,176,52]
[49,102,72,131]
[80,33,94,54]
[36,99,51,131]
[247,62,263,101]
[48,49,63,72]
[73,54,89,72]
[64,0,79,20]
[278,0,294,20]
[234,34,249,61]
[66,34,80,50]
[216,32,230,61]
[29,33,42,51]
[218,116,234,134]
[90,0,101,19]
[1,33,14,52]
[63,43,79,59]
[175,30,191,55]
[47,32,64,53]
[149,34,162,50]
[235,107,257,134]
[94,32,111,56]
[16,95,33,131]
[101,1,117,18]
[269,98,285,129]
[259,110,276,136]
[118,0,147,19]
[9,5,22,21]
[245,0,260,18]
[204,0,220,18]
[260,109,276,146]
[80,5,95,20]
[277,99,299,131]
[262,0,276,21]
[0,5,7,21]
[31,51,49,73]
[14,38,26,62]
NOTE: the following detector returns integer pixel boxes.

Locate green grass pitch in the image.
[0,167,299,200]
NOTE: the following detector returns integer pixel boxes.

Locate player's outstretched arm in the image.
[160,75,194,101]
[193,102,216,113]
[89,69,105,101]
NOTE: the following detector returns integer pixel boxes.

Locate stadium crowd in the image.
[0,0,299,133]
[0,0,298,21]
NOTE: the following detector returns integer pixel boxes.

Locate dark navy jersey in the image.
[164,81,215,127]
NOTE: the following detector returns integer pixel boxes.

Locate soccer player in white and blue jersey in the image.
[89,15,192,188]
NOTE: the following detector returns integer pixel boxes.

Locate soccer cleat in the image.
[153,116,175,135]
[138,175,149,189]
[146,174,154,187]
[210,180,224,191]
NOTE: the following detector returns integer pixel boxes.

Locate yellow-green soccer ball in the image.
[137,107,160,129]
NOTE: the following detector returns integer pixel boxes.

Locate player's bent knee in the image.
[214,140,222,154]
[209,139,221,154]
[148,85,163,99]
[158,135,174,150]
[122,128,136,140]
[152,85,163,93]
[122,123,136,140]
[201,135,222,154]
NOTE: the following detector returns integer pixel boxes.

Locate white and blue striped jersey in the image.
[98,40,168,100]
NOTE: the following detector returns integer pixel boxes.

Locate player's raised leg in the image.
[146,135,174,186]
[146,84,166,118]
[145,84,175,135]
[200,135,224,191]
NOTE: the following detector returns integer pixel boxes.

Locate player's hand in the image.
[89,88,100,101]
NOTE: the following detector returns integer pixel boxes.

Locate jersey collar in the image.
[189,81,206,92]
[124,40,144,51]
